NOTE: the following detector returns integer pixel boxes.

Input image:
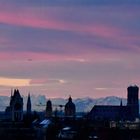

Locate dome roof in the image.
[65,96,75,109]
[47,100,52,106]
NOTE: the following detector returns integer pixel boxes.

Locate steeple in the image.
[27,93,31,115]
[10,89,13,105]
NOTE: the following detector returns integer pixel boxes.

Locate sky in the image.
[0,0,140,98]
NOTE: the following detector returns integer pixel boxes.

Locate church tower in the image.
[46,100,52,118]
[65,96,76,117]
[127,85,139,119]
[10,89,23,121]
[27,93,31,115]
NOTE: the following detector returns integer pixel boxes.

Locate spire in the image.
[13,89,21,97]
[14,89,17,95]
[27,93,31,115]
[27,93,31,103]
[10,88,13,105]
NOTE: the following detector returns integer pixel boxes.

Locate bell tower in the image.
[127,85,139,119]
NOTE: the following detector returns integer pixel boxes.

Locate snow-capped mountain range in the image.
[0,95,128,112]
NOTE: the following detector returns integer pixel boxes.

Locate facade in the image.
[5,89,23,121]
[89,85,139,121]
[65,96,76,117]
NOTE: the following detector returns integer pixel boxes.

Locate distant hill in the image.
[0,95,128,112]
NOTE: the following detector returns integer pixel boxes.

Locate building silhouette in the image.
[46,100,52,118]
[5,89,23,121]
[27,93,31,115]
[65,96,76,117]
[127,85,139,118]
[89,85,139,121]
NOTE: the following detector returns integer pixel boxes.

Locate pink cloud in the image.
[0,7,121,39]
[0,37,8,43]
[0,51,93,62]
[1,4,139,54]
[0,50,117,62]
[29,78,48,85]
[30,78,67,85]
[0,45,137,64]
[0,51,68,61]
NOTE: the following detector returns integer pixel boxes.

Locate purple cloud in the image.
[0,0,140,98]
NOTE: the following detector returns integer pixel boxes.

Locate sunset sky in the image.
[0,0,140,98]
